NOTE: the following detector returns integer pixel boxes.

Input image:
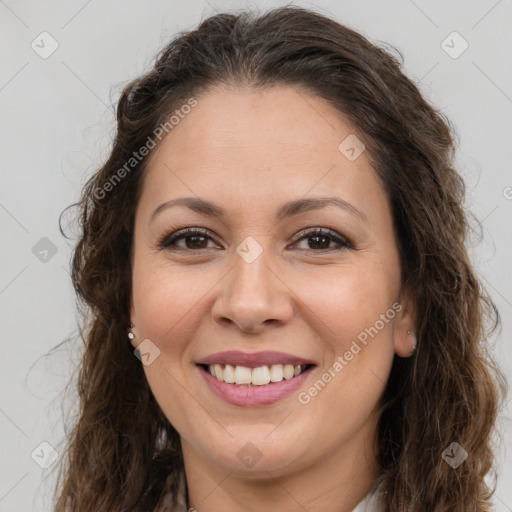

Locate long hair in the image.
[52,5,507,511]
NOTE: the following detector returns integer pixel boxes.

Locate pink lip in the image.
[197,350,316,368]
[198,365,316,407]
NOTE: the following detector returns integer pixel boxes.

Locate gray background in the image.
[1,0,511,510]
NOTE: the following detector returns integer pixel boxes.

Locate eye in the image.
[291,227,352,252]
[158,228,219,250]
[158,226,352,252]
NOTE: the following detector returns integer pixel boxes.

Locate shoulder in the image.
[351,478,387,512]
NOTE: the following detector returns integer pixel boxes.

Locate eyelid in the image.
[292,226,351,244]
[157,227,219,249]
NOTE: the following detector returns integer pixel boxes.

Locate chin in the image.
[187,425,314,476]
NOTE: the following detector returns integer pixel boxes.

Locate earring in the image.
[128,323,135,340]
[407,330,417,351]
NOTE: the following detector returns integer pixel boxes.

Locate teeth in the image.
[214,364,223,381]
[206,363,308,385]
[224,364,235,383]
[269,364,283,382]
[252,366,270,385]
[283,364,295,380]
[235,365,252,384]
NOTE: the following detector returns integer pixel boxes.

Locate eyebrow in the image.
[150,196,366,223]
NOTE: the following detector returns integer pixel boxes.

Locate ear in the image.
[393,288,417,358]
[128,294,138,348]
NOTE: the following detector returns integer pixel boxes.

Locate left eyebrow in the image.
[275,196,366,222]
[150,196,366,223]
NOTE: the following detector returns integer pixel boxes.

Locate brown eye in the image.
[158,228,218,250]
[292,228,352,252]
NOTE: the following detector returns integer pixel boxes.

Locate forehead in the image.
[137,85,389,223]
[161,85,355,161]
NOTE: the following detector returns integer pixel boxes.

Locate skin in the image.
[129,85,416,512]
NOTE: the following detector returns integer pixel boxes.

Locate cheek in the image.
[289,259,398,415]
[296,268,396,435]
[132,261,214,434]
[290,260,398,348]
[133,259,215,346]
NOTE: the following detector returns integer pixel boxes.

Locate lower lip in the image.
[198,366,315,407]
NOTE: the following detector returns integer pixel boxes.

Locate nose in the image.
[211,242,294,334]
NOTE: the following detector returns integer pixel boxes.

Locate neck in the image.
[181,410,381,512]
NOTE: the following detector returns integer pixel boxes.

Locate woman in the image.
[53,5,506,511]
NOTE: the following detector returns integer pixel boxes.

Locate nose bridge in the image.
[233,236,272,288]
[212,235,293,331]
[230,235,275,304]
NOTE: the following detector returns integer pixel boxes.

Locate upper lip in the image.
[197,350,317,368]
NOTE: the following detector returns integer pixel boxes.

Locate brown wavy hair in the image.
[51,5,507,511]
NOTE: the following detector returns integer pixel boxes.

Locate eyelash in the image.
[157,226,353,253]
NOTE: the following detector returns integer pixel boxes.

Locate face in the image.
[129,85,415,479]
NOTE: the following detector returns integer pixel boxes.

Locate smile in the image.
[203,363,311,386]
[196,350,317,406]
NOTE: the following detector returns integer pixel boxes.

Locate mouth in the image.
[195,351,317,407]
[198,363,315,386]
[196,350,317,407]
